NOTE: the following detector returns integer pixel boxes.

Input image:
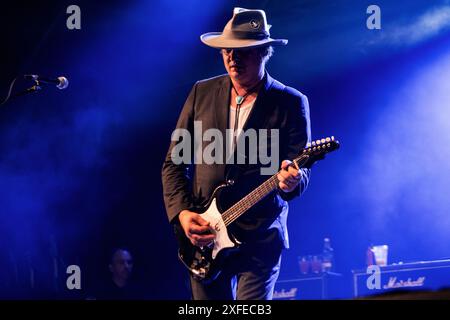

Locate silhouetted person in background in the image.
[94,247,143,300]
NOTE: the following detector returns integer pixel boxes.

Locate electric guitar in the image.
[174,136,340,283]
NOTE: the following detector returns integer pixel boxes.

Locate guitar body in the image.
[174,184,240,283]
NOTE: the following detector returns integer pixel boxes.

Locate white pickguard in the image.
[201,198,235,259]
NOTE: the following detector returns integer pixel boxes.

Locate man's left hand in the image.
[277,160,302,193]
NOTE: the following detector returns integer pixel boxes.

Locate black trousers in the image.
[189,245,282,300]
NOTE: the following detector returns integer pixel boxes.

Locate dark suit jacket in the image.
[162,72,311,249]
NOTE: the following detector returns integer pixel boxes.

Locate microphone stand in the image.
[14,82,42,97]
[1,77,43,106]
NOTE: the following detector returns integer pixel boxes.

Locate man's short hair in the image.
[258,45,274,64]
[109,247,132,264]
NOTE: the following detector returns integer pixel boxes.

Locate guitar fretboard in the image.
[221,155,306,226]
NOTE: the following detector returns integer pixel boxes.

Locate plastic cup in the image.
[372,245,388,266]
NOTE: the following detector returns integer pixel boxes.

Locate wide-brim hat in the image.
[200,7,288,49]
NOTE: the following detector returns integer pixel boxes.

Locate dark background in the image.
[1,0,449,299]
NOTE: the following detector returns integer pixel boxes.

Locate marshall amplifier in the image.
[352,259,450,298]
[273,272,343,300]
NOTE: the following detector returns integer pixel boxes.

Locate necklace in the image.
[230,79,263,155]
[232,79,262,107]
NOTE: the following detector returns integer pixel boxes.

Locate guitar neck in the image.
[221,154,306,227]
[221,174,279,227]
[219,136,338,227]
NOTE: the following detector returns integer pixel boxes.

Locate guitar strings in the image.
[222,153,309,226]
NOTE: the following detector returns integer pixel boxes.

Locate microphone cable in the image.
[0,76,19,106]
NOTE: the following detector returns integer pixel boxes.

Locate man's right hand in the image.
[178,210,216,247]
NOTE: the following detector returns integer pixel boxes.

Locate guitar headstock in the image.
[295,136,340,168]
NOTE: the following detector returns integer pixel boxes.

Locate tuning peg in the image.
[321,138,326,144]
[311,141,316,146]
[331,136,335,141]
[316,139,321,145]
[306,142,311,147]
[326,137,331,142]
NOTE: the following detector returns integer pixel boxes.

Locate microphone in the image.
[24,74,69,90]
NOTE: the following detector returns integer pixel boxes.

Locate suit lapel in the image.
[214,76,231,165]
[214,76,231,137]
